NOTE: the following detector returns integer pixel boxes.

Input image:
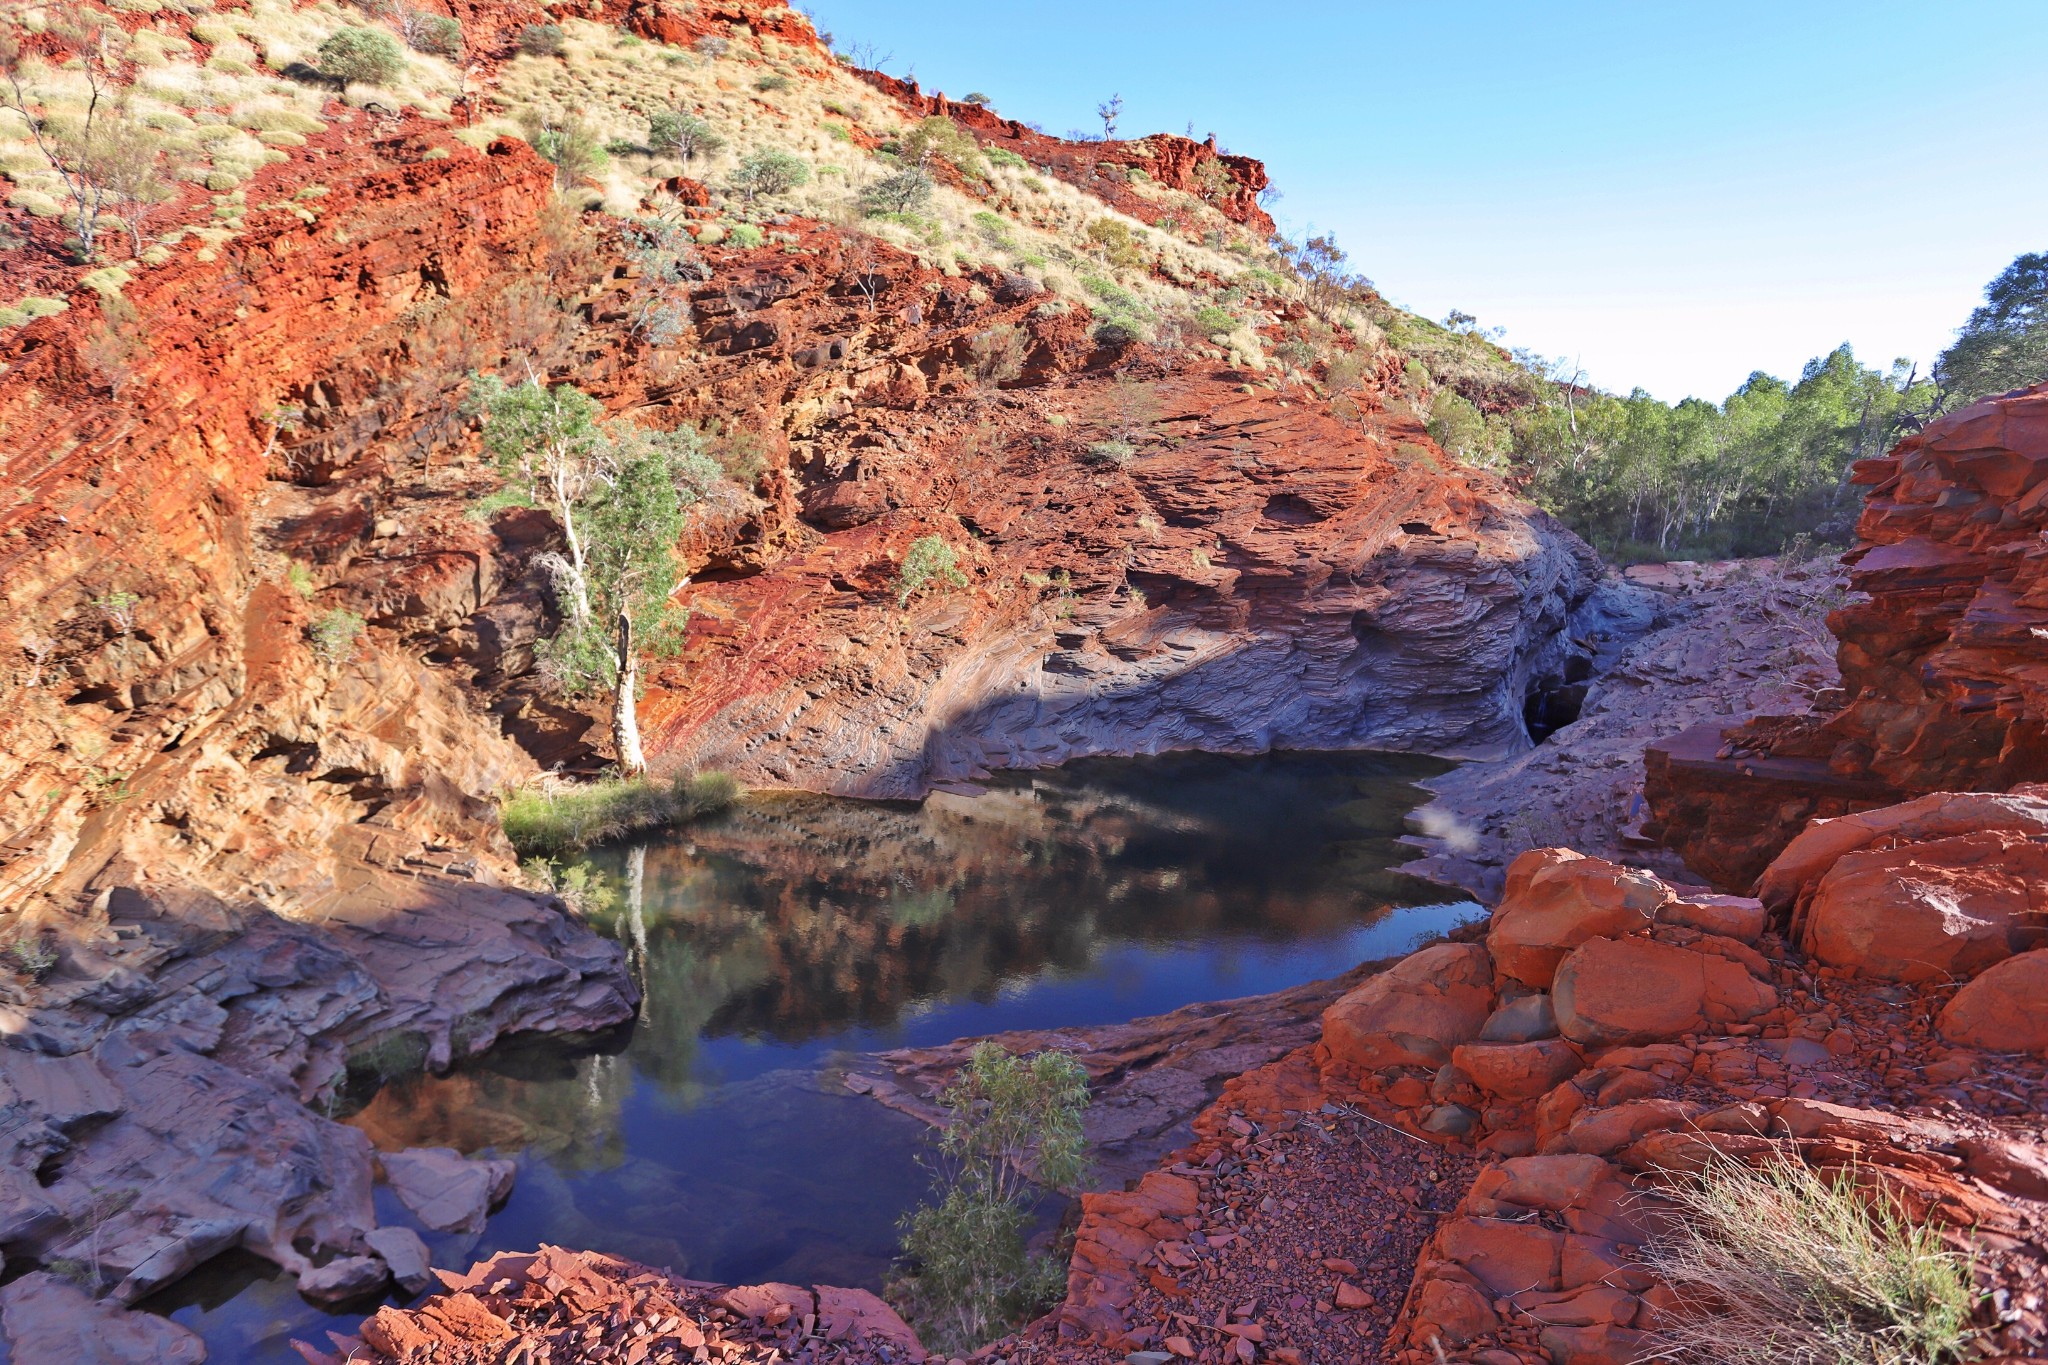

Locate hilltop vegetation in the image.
[1395,252,2048,562]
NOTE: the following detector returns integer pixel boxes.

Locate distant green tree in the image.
[1935,251,2048,406]
[729,149,809,201]
[647,110,726,165]
[315,27,404,85]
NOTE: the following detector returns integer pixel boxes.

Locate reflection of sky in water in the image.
[154,751,1479,1363]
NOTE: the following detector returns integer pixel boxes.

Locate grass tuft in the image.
[500,770,741,858]
[1644,1154,1975,1365]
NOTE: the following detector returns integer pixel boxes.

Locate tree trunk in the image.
[612,610,646,776]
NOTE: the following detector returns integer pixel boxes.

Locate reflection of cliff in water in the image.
[350,750,1457,1167]
[601,750,1454,1050]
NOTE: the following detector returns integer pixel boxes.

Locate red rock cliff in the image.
[1645,382,2048,888]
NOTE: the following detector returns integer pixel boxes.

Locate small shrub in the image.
[900,116,980,174]
[861,166,934,217]
[986,146,1026,170]
[755,72,791,92]
[307,607,366,664]
[1084,217,1146,270]
[729,149,808,200]
[314,27,404,85]
[286,562,316,597]
[1091,317,1142,349]
[406,13,462,56]
[647,110,725,164]
[890,1044,1089,1353]
[518,23,567,57]
[695,34,729,58]
[1083,439,1134,467]
[500,770,741,858]
[897,534,968,607]
[1644,1154,1975,1365]
[524,115,609,189]
[1193,304,1234,335]
[5,936,58,982]
[725,222,764,248]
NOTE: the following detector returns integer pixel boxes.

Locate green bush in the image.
[986,146,1026,170]
[1193,304,1234,335]
[897,535,968,607]
[729,149,809,200]
[1083,439,1135,467]
[647,110,725,164]
[890,1044,1089,1354]
[725,222,764,248]
[861,166,934,217]
[314,27,404,85]
[306,607,366,664]
[410,15,462,56]
[500,770,742,858]
[755,72,791,92]
[518,23,566,57]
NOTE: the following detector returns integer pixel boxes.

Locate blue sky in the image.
[802,2,2048,403]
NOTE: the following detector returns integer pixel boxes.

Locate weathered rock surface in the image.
[314,1245,925,1365]
[647,369,1600,798]
[1486,848,1668,988]
[1647,384,2048,888]
[1941,950,2048,1055]
[0,1271,207,1365]
[1403,557,1844,898]
[1318,942,1495,1073]
[379,1146,518,1235]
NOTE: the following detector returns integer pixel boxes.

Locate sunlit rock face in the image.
[648,373,1599,797]
[1647,383,2048,888]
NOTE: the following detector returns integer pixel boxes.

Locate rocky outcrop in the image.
[1403,556,1845,899]
[0,121,638,1327]
[1646,384,2048,888]
[987,820,2048,1365]
[305,1245,925,1365]
[648,373,1599,797]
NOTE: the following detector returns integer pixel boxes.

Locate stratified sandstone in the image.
[1647,384,2048,888]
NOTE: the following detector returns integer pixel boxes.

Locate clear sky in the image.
[802,1,2048,404]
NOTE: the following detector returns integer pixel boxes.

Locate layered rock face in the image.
[0,126,636,1314]
[649,375,1597,796]
[1646,384,2048,888]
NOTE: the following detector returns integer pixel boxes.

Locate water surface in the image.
[159,750,1478,1360]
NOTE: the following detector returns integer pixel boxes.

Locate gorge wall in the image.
[1646,383,2048,888]
[0,0,1600,1330]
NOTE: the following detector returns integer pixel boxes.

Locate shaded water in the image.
[158,751,1479,1360]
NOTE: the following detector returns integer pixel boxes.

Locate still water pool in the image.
[156,750,1479,1361]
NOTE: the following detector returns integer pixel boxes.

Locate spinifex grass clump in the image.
[499,770,739,858]
[891,1044,1090,1354]
[1646,1154,1975,1365]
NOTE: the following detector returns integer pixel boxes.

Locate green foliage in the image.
[725,221,764,248]
[900,115,981,175]
[1427,389,1504,466]
[518,23,567,57]
[1084,217,1145,270]
[1644,1154,1974,1365]
[524,115,609,190]
[647,110,725,164]
[1083,439,1134,467]
[755,72,791,92]
[315,27,404,85]
[892,1045,1088,1354]
[1509,345,1923,560]
[1192,304,1234,335]
[729,148,809,200]
[306,607,366,664]
[1935,250,2047,406]
[407,14,463,56]
[500,770,742,858]
[471,376,709,697]
[986,146,1027,170]
[897,534,968,607]
[861,165,934,217]
[285,562,316,597]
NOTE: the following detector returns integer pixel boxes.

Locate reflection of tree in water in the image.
[351,751,1456,1155]
[586,750,1454,1057]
